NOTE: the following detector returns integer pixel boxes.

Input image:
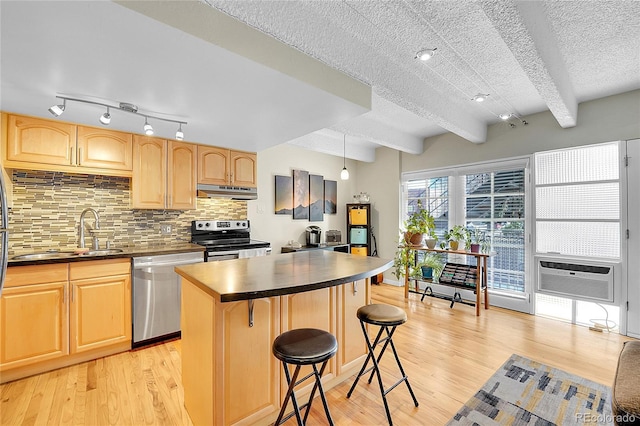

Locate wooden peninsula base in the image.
[176,251,392,426]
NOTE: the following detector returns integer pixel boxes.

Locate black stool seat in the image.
[273,328,337,365]
[272,328,337,426]
[357,304,407,326]
[348,304,418,425]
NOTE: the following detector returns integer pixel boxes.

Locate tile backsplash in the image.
[7,170,247,255]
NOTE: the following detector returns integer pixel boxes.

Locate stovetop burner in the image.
[191,220,270,252]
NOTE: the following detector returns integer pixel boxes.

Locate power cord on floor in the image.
[588,303,617,332]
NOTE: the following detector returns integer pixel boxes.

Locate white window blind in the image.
[534,142,620,259]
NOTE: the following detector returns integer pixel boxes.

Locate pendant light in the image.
[340,134,349,180]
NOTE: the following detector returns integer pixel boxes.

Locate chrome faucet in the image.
[79,208,100,249]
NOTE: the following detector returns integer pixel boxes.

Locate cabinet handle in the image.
[353,281,358,295]
[71,285,74,303]
[69,147,73,165]
[77,147,82,166]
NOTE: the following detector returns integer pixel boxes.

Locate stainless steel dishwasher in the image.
[132,251,203,347]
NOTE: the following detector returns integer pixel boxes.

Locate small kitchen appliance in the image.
[326,230,341,244]
[191,220,271,261]
[306,226,322,247]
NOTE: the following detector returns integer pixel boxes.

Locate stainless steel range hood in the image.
[196,184,258,200]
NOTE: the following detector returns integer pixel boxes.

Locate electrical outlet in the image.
[160,224,172,235]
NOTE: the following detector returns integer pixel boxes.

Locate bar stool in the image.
[347,304,419,425]
[272,328,338,426]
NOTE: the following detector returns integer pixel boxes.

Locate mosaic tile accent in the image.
[7,170,247,255]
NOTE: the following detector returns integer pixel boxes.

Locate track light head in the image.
[143,118,154,136]
[48,99,66,117]
[99,107,111,125]
[175,123,184,140]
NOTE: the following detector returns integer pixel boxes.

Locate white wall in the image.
[247,143,357,253]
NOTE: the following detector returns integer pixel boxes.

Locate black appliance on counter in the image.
[191,220,271,261]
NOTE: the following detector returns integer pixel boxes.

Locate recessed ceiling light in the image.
[415,48,437,61]
[472,93,489,102]
[499,113,512,120]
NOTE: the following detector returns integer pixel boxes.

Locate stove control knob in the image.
[197,223,203,228]
[205,222,210,227]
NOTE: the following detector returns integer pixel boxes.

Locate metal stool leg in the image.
[274,362,303,426]
[347,321,385,397]
[386,331,419,407]
[302,361,334,425]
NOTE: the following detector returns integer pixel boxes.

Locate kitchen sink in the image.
[77,249,124,256]
[12,250,76,260]
[12,248,124,260]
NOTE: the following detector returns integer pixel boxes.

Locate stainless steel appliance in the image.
[191,220,271,261]
[306,226,322,247]
[0,171,9,295]
[132,251,203,347]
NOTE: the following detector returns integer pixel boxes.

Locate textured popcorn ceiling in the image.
[1,1,639,162]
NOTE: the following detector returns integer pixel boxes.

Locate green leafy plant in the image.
[392,244,415,281]
[467,227,489,252]
[444,225,468,243]
[404,201,436,237]
[414,252,445,280]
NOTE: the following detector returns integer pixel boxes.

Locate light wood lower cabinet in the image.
[69,260,131,354]
[0,263,69,371]
[181,279,369,426]
[336,279,369,374]
[0,259,131,383]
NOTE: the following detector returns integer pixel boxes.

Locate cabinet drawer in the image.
[5,263,68,288]
[70,258,130,280]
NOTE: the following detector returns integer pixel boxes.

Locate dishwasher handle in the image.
[133,254,204,269]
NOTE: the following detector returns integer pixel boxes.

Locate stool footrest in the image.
[383,376,411,397]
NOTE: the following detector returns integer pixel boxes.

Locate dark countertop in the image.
[175,250,392,302]
[7,243,205,267]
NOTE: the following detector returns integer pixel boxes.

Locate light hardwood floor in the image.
[1,284,634,425]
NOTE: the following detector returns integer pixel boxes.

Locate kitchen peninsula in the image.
[175,250,392,426]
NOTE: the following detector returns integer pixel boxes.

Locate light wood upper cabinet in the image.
[69,259,131,354]
[198,146,257,188]
[3,114,133,176]
[5,114,75,166]
[168,141,197,210]
[231,150,257,188]
[0,264,69,371]
[76,126,132,171]
[198,146,229,185]
[132,135,196,210]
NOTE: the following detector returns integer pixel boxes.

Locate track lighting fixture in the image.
[99,107,111,125]
[143,118,154,136]
[415,48,437,61]
[48,99,66,117]
[498,112,529,128]
[472,93,489,103]
[47,95,187,140]
[340,134,349,180]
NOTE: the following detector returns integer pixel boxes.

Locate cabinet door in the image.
[76,126,133,171]
[197,146,229,185]
[70,273,131,354]
[132,135,167,209]
[168,141,197,210]
[336,280,369,374]
[6,114,75,166]
[230,150,257,188]
[0,281,68,370]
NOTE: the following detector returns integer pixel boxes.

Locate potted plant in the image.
[444,225,468,251]
[393,244,417,281]
[468,227,488,253]
[402,201,435,247]
[416,252,444,280]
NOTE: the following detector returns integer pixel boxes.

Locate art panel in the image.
[324,180,337,214]
[292,169,309,219]
[309,174,324,221]
[274,175,292,215]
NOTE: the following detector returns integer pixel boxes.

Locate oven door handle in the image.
[207,249,242,257]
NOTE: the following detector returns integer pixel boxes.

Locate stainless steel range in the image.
[191,220,271,261]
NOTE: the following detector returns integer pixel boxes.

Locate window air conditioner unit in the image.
[536,256,618,303]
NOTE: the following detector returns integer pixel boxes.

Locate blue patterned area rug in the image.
[447,354,613,425]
